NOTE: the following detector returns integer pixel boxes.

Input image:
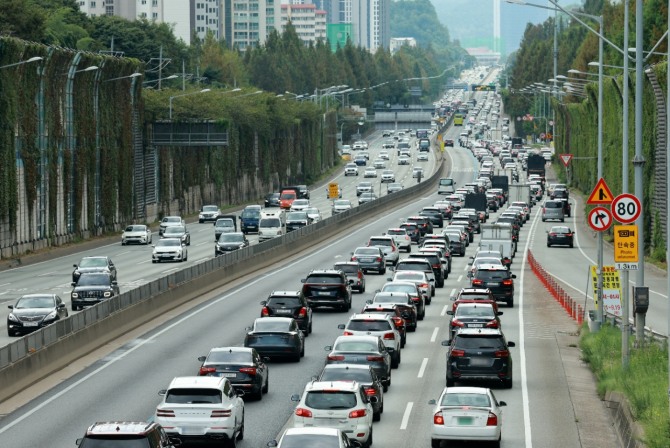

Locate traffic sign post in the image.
[588,207,613,232]
[586,178,614,205]
[328,182,339,200]
[614,225,639,270]
[611,193,642,224]
[559,154,573,167]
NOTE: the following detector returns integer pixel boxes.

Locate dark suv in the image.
[70,273,120,311]
[405,216,433,235]
[407,252,445,287]
[72,256,117,283]
[442,328,515,388]
[333,261,366,293]
[76,421,178,447]
[301,270,353,311]
[469,264,516,307]
[260,290,313,334]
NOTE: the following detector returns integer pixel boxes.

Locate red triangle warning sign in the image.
[586,178,614,204]
[559,154,573,167]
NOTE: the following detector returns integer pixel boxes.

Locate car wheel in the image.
[71,304,79,312]
[391,351,400,369]
[255,385,263,401]
[237,414,244,440]
[508,299,514,308]
[542,218,546,222]
[364,426,373,448]
[561,218,565,222]
[7,329,13,337]
[492,435,501,448]
[380,267,386,275]
[121,241,125,246]
[570,243,574,248]
[503,377,513,389]
[262,374,269,393]
[300,343,305,357]
[152,260,157,263]
[446,376,455,387]
[431,439,441,448]
[547,242,551,247]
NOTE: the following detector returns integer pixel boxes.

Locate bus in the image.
[416,129,429,139]
[453,114,464,126]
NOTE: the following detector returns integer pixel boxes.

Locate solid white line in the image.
[417,358,428,378]
[37,272,54,277]
[440,305,448,317]
[399,402,414,430]
[0,213,400,435]
[137,260,152,265]
[457,275,462,282]
[430,327,439,343]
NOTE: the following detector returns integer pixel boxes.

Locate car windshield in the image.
[124,225,146,232]
[306,274,342,283]
[241,210,260,218]
[305,391,357,410]
[253,320,291,332]
[206,350,252,364]
[15,296,55,309]
[79,258,109,268]
[347,320,392,332]
[280,192,296,200]
[216,219,234,228]
[369,238,392,247]
[260,218,281,227]
[156,239,181,247]
[76,274,110,286]
[374,294,408,304]
[475,270,509,281]
[320,369,372,383]
[387,229,406,236]
[455,335,506,350]
[382,284,415,295]
[278,434,340,448]
[267,296,301,306]
[334,200,351,207]
[394,272,424,282]
[219,234,244,243]
[202,206,218,212]
[551,227,571,233]
[165,388,222,404]
[334,264,359,274]
[287,212,307,220]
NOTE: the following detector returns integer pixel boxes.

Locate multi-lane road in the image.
[0,82,666,447]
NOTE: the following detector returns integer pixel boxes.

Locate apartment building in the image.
[280,3,327,45]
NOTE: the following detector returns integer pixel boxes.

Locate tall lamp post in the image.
[0,56,43,70]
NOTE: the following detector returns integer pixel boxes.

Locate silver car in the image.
[542,200,565,222]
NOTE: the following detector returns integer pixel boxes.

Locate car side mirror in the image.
[158,389,167,396]
[300,278,306,283]
[441,340,450,346]
[290,394,301,402]
[446,310,454,316]
[71,282,76,287]
[267,441,279,447]
[369,395,379,403]
[497,311,504,316]
[499,401,507,406]
[324,345,333,351]
[337,324,345,330]
[197,356,206,362]
[467,272,473,278]
[387,277,393,281]
[511,274,517,279]
[260,301,267,306]
[428,399,437,405]
[72,264,78,268]
[245,326,252,332]
[507,341,516,347]
[58,303,65,309]
[8,305,14,309]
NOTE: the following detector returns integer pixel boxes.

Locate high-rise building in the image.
[222,0,281,50]
[322,0,389,51]
[280,3,327,45]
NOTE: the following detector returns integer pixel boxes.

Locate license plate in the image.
[181,427,203,435]
[218,372,237,378]
[458,416,474,425]
[487,282,500,287]
[468,324,483,328]
[276,309,293,314]
[23,322,39,327]
[361,258,374,263]
[469,358,490,367]
[317,291,331,296]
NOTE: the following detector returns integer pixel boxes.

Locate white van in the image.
[258,210,285,241]
[438,178,456,195]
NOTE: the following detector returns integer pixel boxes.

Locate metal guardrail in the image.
[0,160,444,371]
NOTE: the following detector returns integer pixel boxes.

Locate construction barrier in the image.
[527,250,585,324]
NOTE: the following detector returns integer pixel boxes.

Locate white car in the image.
[373,159,386,169]
[344,163,359,176]
[379,150,390,160]
[152,238,187,263]
[429,386,506,447]
[380,170,395,183]
[363,167,377,178]
[155,376,245,445]
[258,213,284,241]
[198,205,221,223]
[269,427,363,448]
[291,381,374,447]
[412,167,425,178]
[121,224,152,245]
[305,207,322,223]
[367,235,400,265]
[290,199,310,211]
[386,228,412,252]
[417,152,429,162]
[398,155,410,165]
[159,215,185,236]
[332,199,353,214]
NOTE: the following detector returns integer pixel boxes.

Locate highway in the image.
[0,72,666,447]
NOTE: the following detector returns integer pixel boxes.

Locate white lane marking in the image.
[0,211,407,435]
[457,275,462,282]
[197,241,209,247]
[399,402,414,430]
[463,264,468,271]
[37,272,55,277]
[137,260,152,265]
[117,251,130,256]
[417,358,428,378]
[0,283,10,287]
[440,305,448,317]
[520,198,542,448]
[430,327,439,342]
[450,288,456,297]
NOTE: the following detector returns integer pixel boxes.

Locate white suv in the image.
[344,163,359,176]
[291,381,375,447]
[339,313,401,368]
[367,235,400,265]
[154,376,244,445]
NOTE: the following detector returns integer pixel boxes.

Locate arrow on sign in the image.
[588,206,613,231]
[586,178,614,205]
[559,154,573,167]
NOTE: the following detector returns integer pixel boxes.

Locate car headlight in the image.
[103,291,112,298]
[238,244,245,249]
[71,292,79,299]
[199,213,205,218]
[8,313,18,322]
[45,310,57,320]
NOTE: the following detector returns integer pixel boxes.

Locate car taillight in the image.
[295,408,313,417]
[391,317,404,328]
[261,307,269,317]
[566,233,573,237]
[451,319,464,328]
[157,409,175,417]
[343,331,354,336]
[363,386,376,396]
[485,320,499,328]
[199,366,216,376]
[351,256,358,261]
[298,307,307,318]
[239,367,257,375]
[211,409,232,418]
[503,279,513,286]
[420,283,429,289]
[434,411,444,425]
[494,350,510,358]
[450,349,465,357]
[376,257,383,262]
[349,409,367,418]
[542,207,546,213]
[472,279,483,286]
[358,271,363,279]
[383,332,396,340]
[328,355,345,361]
[486,412,498,426]
[367,355,384,362]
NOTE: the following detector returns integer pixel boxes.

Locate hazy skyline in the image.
[430,0,552,55]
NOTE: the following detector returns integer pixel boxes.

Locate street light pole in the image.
[595,14,604,329]
[169,88,212,119]
[622,0,631,368]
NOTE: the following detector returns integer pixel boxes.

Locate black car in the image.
[325,335,392,388]
[264,192,280,207]
[442,328,515,388]
[547,226,574,248]
[419,208,444,228]
[333,261,366,293]
[197,347,269,400]
[318,364,385,420]
[215,232,249,256]
[260,290,313,335]
[366,291,418,332]
[409,251,447,287]
[406,215,433,235]
[470,265,516,307]
[7,294,68,336]
[301,269,353,311]
[244,317,305,361]
[399,222,421,243]
[70,273,120,311]
[72,256,117,283]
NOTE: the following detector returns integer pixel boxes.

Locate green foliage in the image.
[580,324,670,448]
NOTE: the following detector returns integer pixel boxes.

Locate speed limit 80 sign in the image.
[611,193,641,224]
